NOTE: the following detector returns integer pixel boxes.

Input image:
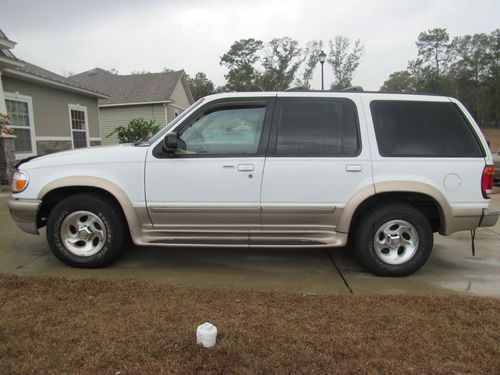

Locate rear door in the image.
[257,93,373,242]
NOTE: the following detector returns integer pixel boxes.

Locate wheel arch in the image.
[37,177,146,234]
[338,181,451,235]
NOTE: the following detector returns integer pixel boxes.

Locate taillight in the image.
[481,165,494,199]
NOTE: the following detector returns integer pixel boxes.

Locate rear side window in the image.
[272,99,360,156]
[370,100,483,157]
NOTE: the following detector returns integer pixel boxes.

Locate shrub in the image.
[108,118,160,143]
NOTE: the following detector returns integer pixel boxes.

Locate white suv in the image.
[8,92,499,276]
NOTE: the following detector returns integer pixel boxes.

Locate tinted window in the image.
[177,106,266,155]
[370,101,483,157]
[273,99,359,156]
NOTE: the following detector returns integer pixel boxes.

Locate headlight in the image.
[12,171,29,193]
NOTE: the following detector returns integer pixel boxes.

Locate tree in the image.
[258,37,304,90]
[131,70,150,75]
[380,71,415,92]
[220,38,264,91]
[486,29,500,126]
[449,33,491,123]
[296,40,323,89]
[220,36,364,91]
[108,118,160,143]
[327,36,364,90]
[187,72,215,100]
[381,28,500,128]
[414,28,450,80]
[220,37,312,91]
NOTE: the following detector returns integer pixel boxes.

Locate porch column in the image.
[0,71,6,113]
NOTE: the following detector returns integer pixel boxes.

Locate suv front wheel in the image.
[353,203,433,276]
[47,193,126,268]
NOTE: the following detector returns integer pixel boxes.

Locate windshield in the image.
[135,98,206,146]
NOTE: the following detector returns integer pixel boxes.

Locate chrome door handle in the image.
[345,164,363,172]
[237,164,254,172]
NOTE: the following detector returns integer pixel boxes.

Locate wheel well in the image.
[349,192,444,235]
[38,186,128,231]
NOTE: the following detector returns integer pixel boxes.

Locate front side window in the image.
[70,107,88,149]
[272,99,360,156]
[6,99,33,154]
[370,100,484,157]
[176,105,266,155]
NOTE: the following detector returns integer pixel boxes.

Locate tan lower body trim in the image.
[131,226,347,248]
[136,203,346,247]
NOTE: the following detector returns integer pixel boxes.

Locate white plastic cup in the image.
[196,322,217,348]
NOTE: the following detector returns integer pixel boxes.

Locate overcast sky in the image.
[1,0,499,90]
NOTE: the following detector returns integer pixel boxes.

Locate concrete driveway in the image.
[1,193,499,297]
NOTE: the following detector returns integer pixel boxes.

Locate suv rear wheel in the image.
[353,203,433,276]
[47,193,126,268]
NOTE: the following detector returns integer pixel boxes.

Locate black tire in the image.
[47,193,126,268]
[352,202,433,276]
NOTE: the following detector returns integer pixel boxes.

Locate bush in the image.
[0,113,13,135]
[108,118,160,143]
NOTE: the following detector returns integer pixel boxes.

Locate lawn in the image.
[0,275,499,374]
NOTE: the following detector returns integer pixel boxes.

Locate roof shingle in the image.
[70,68,185,105]
[12,62,109,97]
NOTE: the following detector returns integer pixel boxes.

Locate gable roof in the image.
[3,62,109,98]
[70,68,194,106]
[0,28,24,69]
[0,28,16,49]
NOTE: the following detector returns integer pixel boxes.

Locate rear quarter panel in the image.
[361,94,490,233]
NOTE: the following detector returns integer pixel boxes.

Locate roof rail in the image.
[284,86,310,92]
[342,86,364,92]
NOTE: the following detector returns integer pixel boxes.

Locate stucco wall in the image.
[2,76,100,139]
[99,103,167,145]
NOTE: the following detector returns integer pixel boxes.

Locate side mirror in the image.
[162,133,178,154]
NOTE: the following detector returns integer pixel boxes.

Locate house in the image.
[0,29,108,159]
[70,68,195,145]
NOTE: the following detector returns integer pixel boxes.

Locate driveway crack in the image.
[8,252,47,274]
[327,250,353,294]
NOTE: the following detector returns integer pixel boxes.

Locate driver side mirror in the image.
[162,133,178,154]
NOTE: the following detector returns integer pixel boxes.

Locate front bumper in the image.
[478,208,500,228]
[7,198,41,235]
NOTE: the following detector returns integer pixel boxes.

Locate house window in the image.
[69,105,88,148]
[5,98,34,154]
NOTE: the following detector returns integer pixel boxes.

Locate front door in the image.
[145,97,275,243]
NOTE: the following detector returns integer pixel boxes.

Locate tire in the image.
[352,202,433,276]
[47,193,126,268]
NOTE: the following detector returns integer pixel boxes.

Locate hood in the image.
[18,144,148,170]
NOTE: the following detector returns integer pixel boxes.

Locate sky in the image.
[1,0,499,91]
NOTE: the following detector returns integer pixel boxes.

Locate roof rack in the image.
[284,86,365,93]
[279,87,445,97]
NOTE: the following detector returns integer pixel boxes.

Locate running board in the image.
[135,229,347,248]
